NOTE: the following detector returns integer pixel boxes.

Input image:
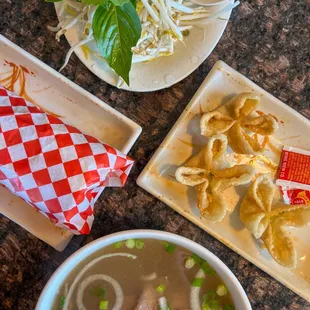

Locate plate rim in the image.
[137,60,310,302]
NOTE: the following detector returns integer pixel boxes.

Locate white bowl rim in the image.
[36,229,252,310]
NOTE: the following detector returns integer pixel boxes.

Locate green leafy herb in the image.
[135,239,144,249]
[203,290,217,302]
[92,2,141,85]
[83,0,129,6]
[191,277,204,287]
[191,253,203,264]
[190,253,216,275]
[185,257,195,269]
[207,300,220,310]
[45,0,63,2]
[163,242,176,253]
[82,0,106,4]
[99,300,109,310]
[216,284,228,296]
[125,239,135,249]
[200,261,216,276]
[91,287,106,299]
[60,296,66,308]
[156,284,166,293]
[223,305,235,310]
[114,241,123,249]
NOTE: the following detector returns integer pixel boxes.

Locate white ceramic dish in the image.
[137,60,310,301]
[36,230,252,309]
[54,2,234,92]
[0,35,142,251]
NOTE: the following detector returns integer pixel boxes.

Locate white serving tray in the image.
[0,35,141,251]
[137,60,310,301]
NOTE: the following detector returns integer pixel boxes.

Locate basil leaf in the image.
[82,0,129,6]
[92,2,141,85]
[45,0,63,2]
[82,0,105,4]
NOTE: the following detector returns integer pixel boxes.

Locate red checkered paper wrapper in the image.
[0,85,134,234]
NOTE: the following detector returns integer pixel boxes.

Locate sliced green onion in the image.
[223,305,235,310]
[216,284,228,296]
[125,239,135,249]
[191,253,203,264]
[185,257,195,269]
[135,239,144,249]
[200,261,216,276]
[203,290,217,302]
[156,284,166,293]
[191,277,204,287]
[91,287,106,299]
[61,296,65,308]
[164,242,176,253]
[113,241,123,249]
[202,304,211,310]
[208,300,219,310]
[99,300,108,310]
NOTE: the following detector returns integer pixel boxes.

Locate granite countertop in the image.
[0,0,310,309]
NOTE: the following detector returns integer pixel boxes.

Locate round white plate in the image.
[54,2,233,92]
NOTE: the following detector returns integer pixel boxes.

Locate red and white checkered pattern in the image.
[0,85,134,234]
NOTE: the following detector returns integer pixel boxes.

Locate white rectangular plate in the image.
[137,60,310,301]
[0,35,141,251]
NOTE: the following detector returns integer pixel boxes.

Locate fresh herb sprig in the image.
[46,0,141,85]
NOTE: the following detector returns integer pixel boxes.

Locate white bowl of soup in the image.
[36,230,251,310]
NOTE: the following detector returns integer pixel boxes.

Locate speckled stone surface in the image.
[0,0,310,309]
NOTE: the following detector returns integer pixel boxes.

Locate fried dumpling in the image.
[176,134,255,222]
[240,174,310,268]
[240,174,275,239]
[200,93,278,155]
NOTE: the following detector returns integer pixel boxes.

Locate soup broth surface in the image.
[53,239,235,310]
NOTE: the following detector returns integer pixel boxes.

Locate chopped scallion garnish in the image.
[156,284,166,293]
[200,261,216,276]
[114,241,123,249]
[208,300,220,310]
[191,277,204,287]
[185,257,195,269]
[99,300,108,310]
[61,296,65,308]
[203,290,217,302]
[91,287,106,299]
[216,284,228,296]
[203,300,220,310]
[135,239,144,249]
[125,239,135,249]
[164,242,176,253]
[191,253,203,264]
[202,304,211,310]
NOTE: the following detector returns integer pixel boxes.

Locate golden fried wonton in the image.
[240,174,310,268]
[175,134,255,222]
[200,93,278,155]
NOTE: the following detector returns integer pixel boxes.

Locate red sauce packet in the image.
[276,145,310,191]
[280,186,310,205]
